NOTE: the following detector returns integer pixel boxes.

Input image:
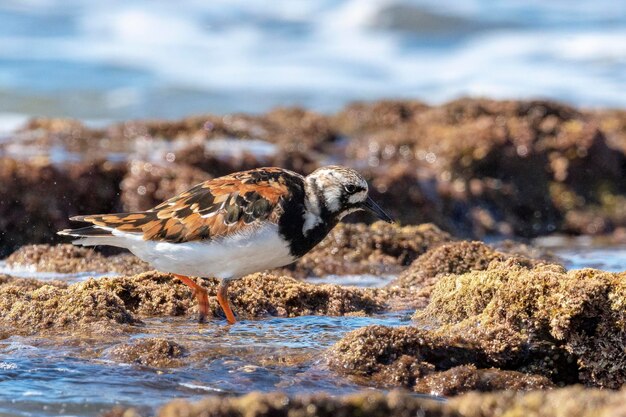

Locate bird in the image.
[58,166,393,325]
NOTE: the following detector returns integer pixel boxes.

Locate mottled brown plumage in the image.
[72,167,295,243]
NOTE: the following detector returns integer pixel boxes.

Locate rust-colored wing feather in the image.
[73,167,301,242]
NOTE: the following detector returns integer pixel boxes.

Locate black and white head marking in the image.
[302,166,370,235]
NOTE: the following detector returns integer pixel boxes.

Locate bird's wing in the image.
[71,167,301,243]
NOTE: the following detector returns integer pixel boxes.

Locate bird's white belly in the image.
[123,224,296,279]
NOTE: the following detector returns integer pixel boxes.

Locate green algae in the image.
[416,259,626,388]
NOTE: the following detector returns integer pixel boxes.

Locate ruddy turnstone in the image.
[59,166,393,324]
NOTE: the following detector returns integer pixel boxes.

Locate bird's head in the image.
[304,165,393,224]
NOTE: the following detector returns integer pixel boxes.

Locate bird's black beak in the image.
[361,196,394,223]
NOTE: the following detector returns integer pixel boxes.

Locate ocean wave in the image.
[0,0,624,119]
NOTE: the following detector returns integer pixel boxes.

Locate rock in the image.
[593,108,626,154]
[361,163,442,227]
[0,273,67,291]
[389,241,508,289]
[106,387,626,417]
[333,100,429,135]
[156,391,445,417]
[412,365,553,396]
[0,271,382,335]
[105,386,626,417]
[278,222,451,278]
[386,241,548,310]
[226,273,384,318]
[108,338,186,368]
[490,239,562,264]
[448,386,626,417]
[416,259,626,388]
[0,158,125,257]
[326,324,550,394]
[120,161,211,212]
[340,99,626,237]
[0,277,136,333]
[5,244,151,275]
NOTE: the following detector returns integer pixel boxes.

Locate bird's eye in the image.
[344,184,357,193]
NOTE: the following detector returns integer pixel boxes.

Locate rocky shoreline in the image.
[0,222,624,414]
[2,99,626,256]
[1,99,625,416]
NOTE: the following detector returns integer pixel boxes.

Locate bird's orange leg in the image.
[173,274,209,323]
[216,280,236,325]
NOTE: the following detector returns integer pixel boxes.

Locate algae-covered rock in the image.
[84,271,383,319]
[108,338,187,368]
[156,391,445,417]
[280,222,451,278]
[120,161,211,212]
[386,241,545,310]
[448,385,626,417]
[105,386,626,417]
[416,259,626,388]
[390,241,507,289]
[0,271,382,334]
[326,324,551,395]
[340,99,626,237]
[81,272,192,318]
[0,277,136,332]
[0,158,125,257]
[227,273,384,317]
[333,100,429,135]
[413,365,553,396]
[5,244,151,275]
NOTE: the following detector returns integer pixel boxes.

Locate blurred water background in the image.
[0,0,624,123]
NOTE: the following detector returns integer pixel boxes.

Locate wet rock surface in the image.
[390,241,508,289]
[0,158,125,257]
[384,241,548,310]
[448,386,626,417]
[5,244,151,275]
[3,99,626,255]
[225,273,384,318]
[106,386,626,417]
[0,276,136,333]
[133,391,446,417]
[337,99,626,237]
[0,271,383,335]
[326,324,553,395]
[108,338,187,368]
[412,365,554,396]
[278,222,452,278]
[326,244,626,393]
[415,259,626,388]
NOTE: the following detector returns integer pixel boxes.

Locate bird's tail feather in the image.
[57,225,128,248]
[58,225,113,238]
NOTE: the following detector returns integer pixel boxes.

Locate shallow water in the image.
[0,313,410,417]
[0,247,624,416]
[536,237,626,272]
